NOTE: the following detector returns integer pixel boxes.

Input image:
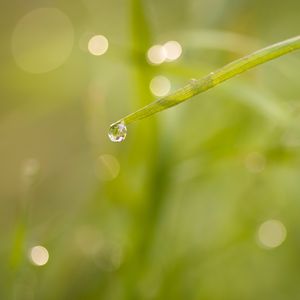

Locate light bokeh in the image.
[11,8,74,73]
[164,41,182,61]
[257,220,287,249]
[147,45,167,65]
[149,76,171,97]
[88,35,109,56]
[29,246,49,266]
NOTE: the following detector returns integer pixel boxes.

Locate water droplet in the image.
[108,122,127,142]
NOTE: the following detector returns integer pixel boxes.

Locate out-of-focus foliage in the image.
[1,0,300,299]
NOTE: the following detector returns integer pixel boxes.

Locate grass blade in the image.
[111,35,300,127]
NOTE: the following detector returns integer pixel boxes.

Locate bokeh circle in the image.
[11,8,74,73]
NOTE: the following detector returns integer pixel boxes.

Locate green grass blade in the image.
[112,35,300,127]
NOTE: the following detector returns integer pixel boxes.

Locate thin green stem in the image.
[112,35,300,126]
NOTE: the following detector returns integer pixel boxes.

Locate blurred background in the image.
[1,0,300,299]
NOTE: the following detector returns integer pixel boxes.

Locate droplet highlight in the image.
[108,123,127,142]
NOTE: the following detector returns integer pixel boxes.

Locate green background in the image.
[1,0,300,299]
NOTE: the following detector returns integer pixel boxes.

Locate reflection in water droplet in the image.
[108,123,127,142]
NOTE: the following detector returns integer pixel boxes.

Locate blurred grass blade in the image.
[112,35,300,126]
[179,29,260,54]
[223,80,289,123]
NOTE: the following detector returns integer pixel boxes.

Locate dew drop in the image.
[108,122,127,142]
